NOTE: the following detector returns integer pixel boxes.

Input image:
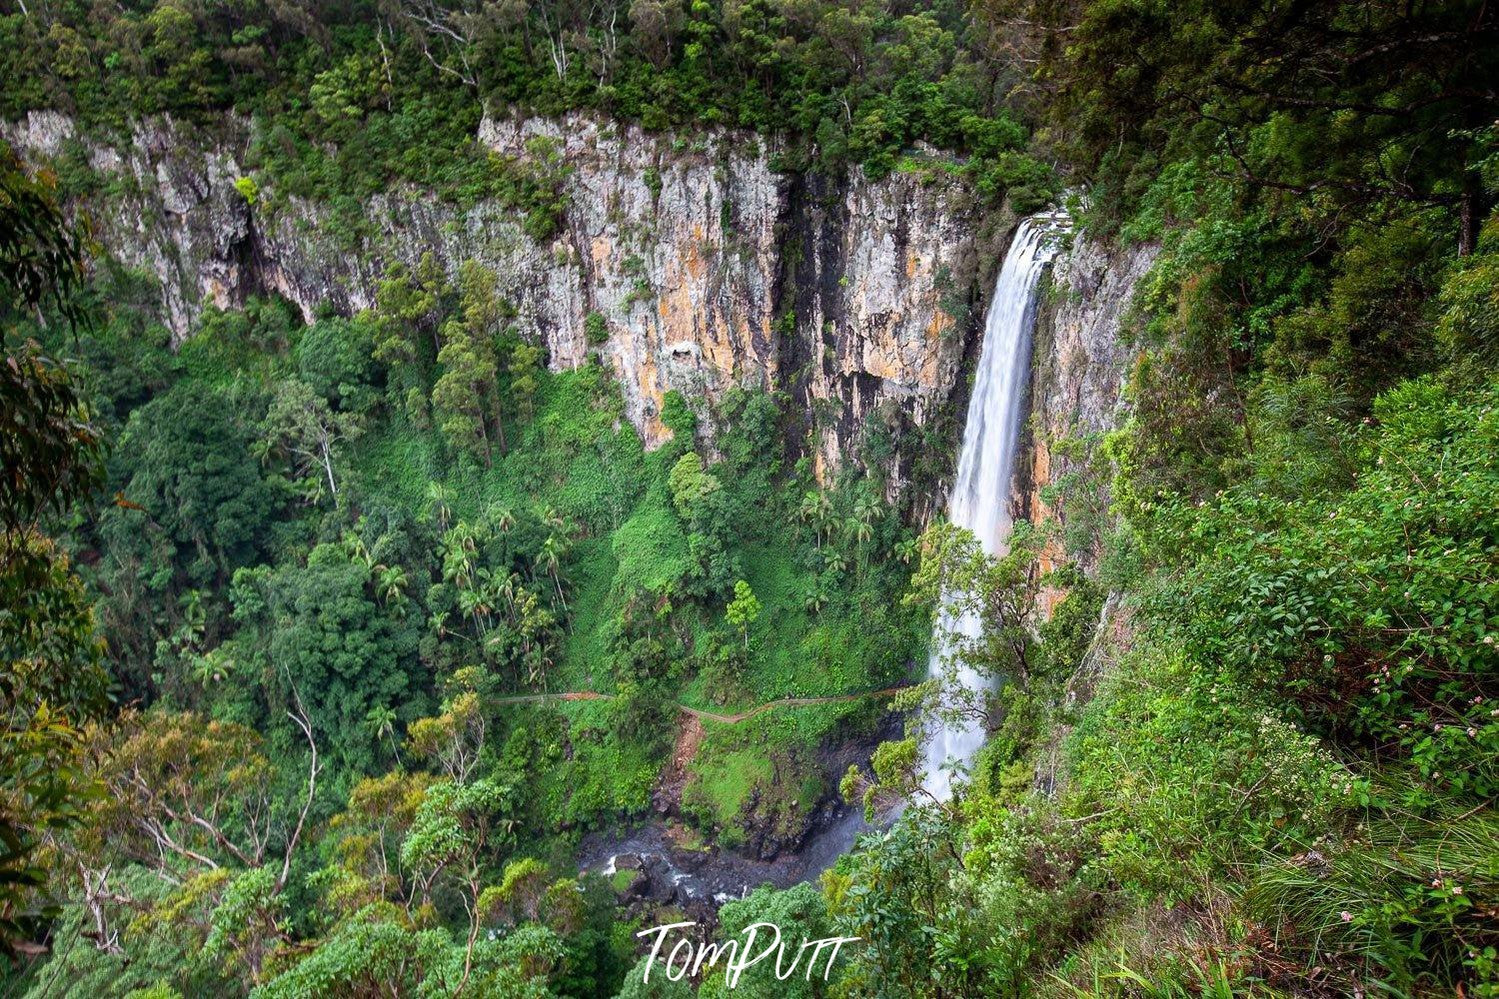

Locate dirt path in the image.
[653,713,706,812]
[489,685,911,723]
[678,686,912,723]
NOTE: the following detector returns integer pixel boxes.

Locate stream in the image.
[576,807,870,906]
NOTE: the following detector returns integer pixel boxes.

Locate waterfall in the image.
[919,215,1065,800]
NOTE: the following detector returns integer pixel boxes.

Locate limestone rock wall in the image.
[1021,230,1159,583]
[4,109,1010,484]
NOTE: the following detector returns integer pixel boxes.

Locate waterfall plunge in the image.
[919,215,1065,800]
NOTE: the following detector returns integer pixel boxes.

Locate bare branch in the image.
[278,683,321,891]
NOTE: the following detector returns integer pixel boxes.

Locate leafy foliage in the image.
[0,150,107,959]
[6,1,1498,994]
[1,0,1055,211]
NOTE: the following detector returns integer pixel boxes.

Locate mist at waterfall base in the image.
[919,215,1066,801]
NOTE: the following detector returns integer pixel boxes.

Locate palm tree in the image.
[342,529,374,569]
[848,511,875,580]
[799,490,830,549]
[375,564,409,608]
[425,481,454,531]
[497,571,522,625]
[538,504,566,533]
[537,535,567,611]
[177,588,206,637]
[459,567,496,637]
[847,515,873,547]
[488,504,517,534]
[190,648,234,687]
[441,523,477,590]
[363,704,402,766]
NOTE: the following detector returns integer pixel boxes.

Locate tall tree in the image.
[259,378,364,505]
[0,147,107,959]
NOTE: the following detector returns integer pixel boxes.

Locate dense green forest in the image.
[2,0,1497,996]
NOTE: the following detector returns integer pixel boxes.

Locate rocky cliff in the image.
[4,109,1011,487]
[1021,231,1158,584]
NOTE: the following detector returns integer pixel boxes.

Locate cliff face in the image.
[4,109,1009,482]
[1021,231,1158,582]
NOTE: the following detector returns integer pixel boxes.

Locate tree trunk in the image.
[320,440,338,499]
[1459,169,1482,257]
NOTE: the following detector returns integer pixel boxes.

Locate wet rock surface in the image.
[578,804,869,913]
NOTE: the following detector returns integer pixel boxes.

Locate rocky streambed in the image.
[577,804,871,918]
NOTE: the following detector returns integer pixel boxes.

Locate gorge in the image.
[3,2,1494,995]
[1,100,1163,943]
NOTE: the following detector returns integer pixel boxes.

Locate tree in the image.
[424,480,455,531]
[667,451,720,519]
[725,579,761,650]
[252,916,447,996]
[406,676,490,784]
[698,882,839,999]
[263,544,419,773]
[458,259,512,453]
[904,518,1044,733]
[628,0,686,70]
[798,489,831,549]
[427,263,511,465]
[105,380,277,586]
[990,0,1498,249]
[371,256,442,419]
[55,701,322,982]
[0,149,107,957]
[320,768,435,919]
[363,703,402,765]
[293,315,381,415]
[1,143,87,330]
[840,736,923,820]
[259,378,363,504]
[400,775,519,990]
[433,320,498,465]
[823,807,980,998]
[509,340,543,421]
[394,0,489,91]
[536,533,568,611]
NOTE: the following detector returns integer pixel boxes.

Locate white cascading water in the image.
[920,215,1065,800]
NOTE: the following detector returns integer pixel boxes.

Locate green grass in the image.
[681,699,879,843]
[684,743,774,828]
[737,541,814,697]
[678,540,923,710]
[349,424,444,509]
[555,536,620,691]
